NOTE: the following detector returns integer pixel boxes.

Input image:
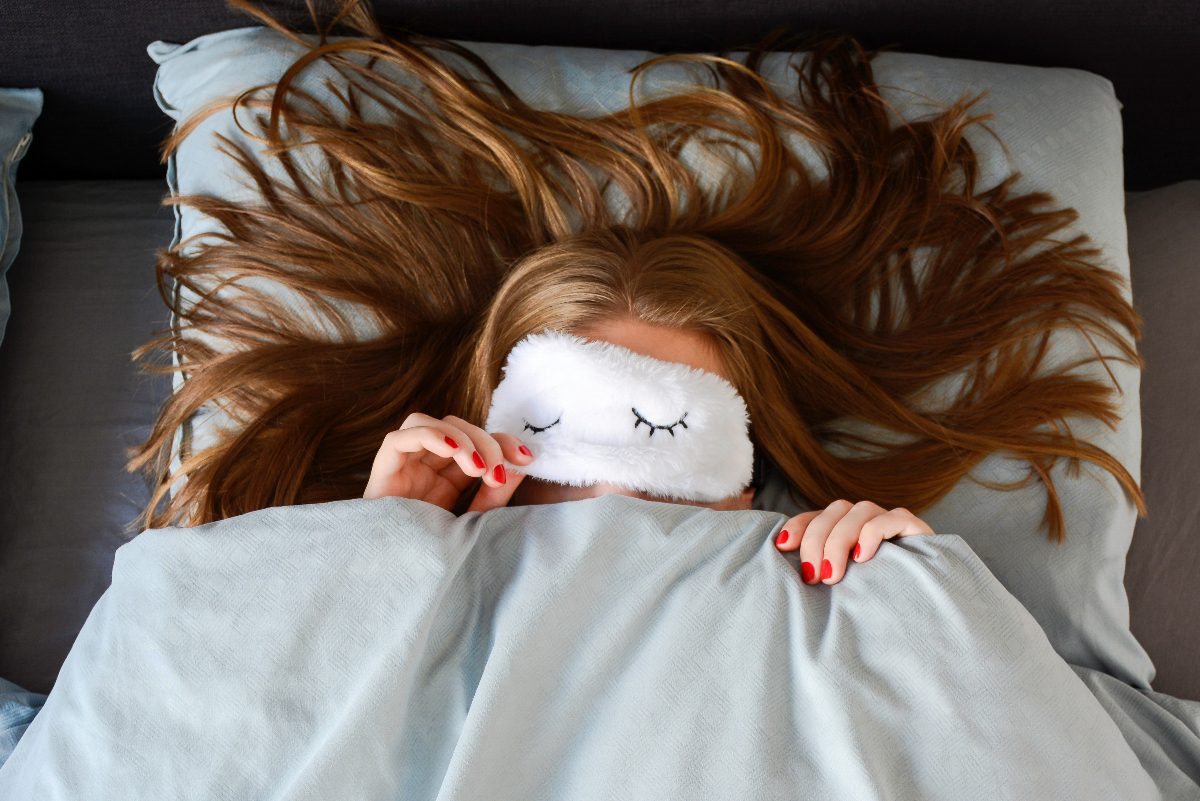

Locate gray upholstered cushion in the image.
[1123,180,1200,702]
[0,0,1197,189]
[0,180,174,694]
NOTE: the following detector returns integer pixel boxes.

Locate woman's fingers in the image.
[466,467,527,513]
[463,431,537,513]
[364,411,544,514]
[791,499,854,583]
[363,419,470,499]
[398,412,482,481]
[443,415,509,489]
[491,431,537,469]
[460,431,538,513]
[773,500,932,586]
[857,508,935,562]
[821,500,885,584]
[774,511,819,554]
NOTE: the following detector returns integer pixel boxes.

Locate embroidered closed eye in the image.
[522,415,562,434]
[631,407,689,437]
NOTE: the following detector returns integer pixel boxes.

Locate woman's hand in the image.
[363,412,536,513]
[773,499,934,585]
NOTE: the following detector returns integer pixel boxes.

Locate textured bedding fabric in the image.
[148,25,1155,693]
[0,496,1197,800]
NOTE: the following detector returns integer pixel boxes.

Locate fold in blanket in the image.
[0,495,1195,800]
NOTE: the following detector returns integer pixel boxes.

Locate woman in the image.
[128,0,1144,563]
[362,225,938,586]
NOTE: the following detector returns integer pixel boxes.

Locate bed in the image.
[0,0,1197,797]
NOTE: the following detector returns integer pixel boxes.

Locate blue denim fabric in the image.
[0,677,45,770]
[0,87,43,347]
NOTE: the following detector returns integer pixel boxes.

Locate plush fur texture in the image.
[485,330,754,502]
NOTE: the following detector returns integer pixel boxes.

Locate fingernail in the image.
[472,451,485,469]
[775,529,789,547]
[493,464,506,484]
[801,561,815,582]
[444,436,459,449]
[518,444,532,457]
[821,559,833,580]
[853,543,861,560]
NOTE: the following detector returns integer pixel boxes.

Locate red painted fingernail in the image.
[493,464,506,484]
[775,529,789,547]
[801,561,815,582]
[444,436,459,449]
[853,543,861,560]
[472,451,485,469]
[518,444,532,457]
[821,559,833,580]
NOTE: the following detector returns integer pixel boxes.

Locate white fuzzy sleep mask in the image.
[484,329,754,502]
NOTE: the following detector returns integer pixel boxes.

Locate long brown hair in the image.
[128,0,1146,542]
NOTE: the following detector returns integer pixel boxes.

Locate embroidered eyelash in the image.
[631,408,689,437]
[522,415,562,434]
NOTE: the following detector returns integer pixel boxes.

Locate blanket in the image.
[0,494,1193,799]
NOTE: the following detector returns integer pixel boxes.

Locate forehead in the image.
[572,317,728,380]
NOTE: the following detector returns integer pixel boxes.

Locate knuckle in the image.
[443,414,476,431]
[852,499,879,513]
[860,520,885,540]
[893,506,911,516]
[829,498,854,511]
[491,433,517,453]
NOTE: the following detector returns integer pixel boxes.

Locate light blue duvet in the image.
[0,495,1197,799]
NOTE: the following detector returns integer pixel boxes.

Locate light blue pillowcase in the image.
[0,678,45,771]
[0,87,43,347]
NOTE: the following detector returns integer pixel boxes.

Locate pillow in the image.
[0,87,42,347]
[147,26,1153,688]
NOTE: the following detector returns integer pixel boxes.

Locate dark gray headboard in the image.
[0,0,1196,190]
